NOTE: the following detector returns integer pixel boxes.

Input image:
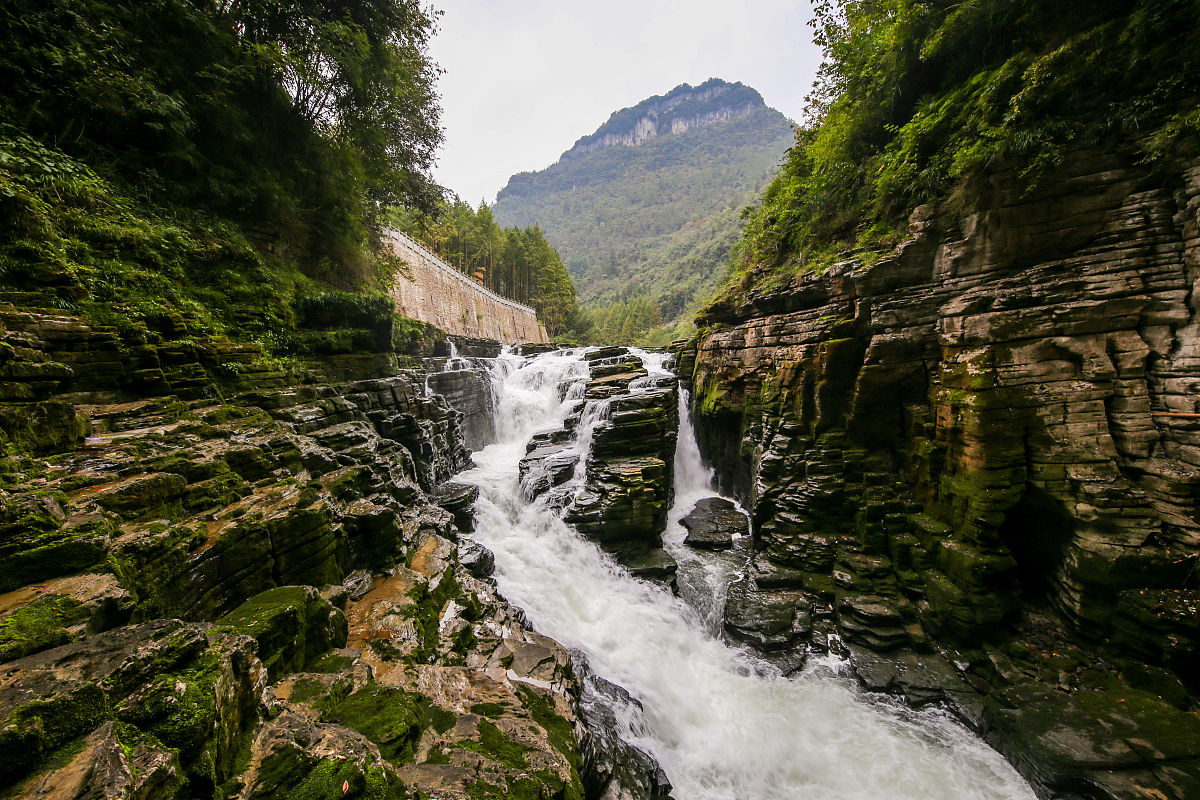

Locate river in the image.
[453,347,1035,800]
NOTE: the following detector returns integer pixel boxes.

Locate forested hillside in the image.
[0,0,442,355]
[492,79,793,335]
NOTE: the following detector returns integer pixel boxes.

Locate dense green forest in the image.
[726,0,1200,297]
[0,0,443,352]
[394,199,579,337]
[493,81,793,339]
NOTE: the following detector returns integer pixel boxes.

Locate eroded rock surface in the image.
[516,347,680,575]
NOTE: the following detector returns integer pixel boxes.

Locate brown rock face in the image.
[690,145,1200,674]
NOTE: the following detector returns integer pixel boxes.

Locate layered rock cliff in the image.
[685,142,1200,797]
[0,308,591,800]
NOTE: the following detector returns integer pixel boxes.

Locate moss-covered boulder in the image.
[217,585,348,681]
[2,720,183,800]
[92,472,188,521]
[0,401,89,454]
[237,710,406,800]
[0,497,113,592]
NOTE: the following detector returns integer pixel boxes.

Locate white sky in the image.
[427,0,823,204]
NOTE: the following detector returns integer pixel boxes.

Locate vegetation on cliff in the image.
[492,80,793,331]
[730,0,1200,283]
[0,0,442,355]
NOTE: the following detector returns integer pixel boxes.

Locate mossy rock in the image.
[92,472,188,521]
[222,446,276,481]
[0,512,113,593]
[116,648,223,762]
[247,732,403,800]
[0,595,89,663]
[984,683,1200,793]
[0,401,89,455]
[0,682,109,784]
[319,684,455,766]
[216,585,348,681]
[182,470,252,513]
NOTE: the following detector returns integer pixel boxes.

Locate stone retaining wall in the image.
[385,230,548,344]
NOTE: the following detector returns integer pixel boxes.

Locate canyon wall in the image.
[385,230,548,345]
[689,143,1200,677]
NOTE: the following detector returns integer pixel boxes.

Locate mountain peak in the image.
[562,78,767,159]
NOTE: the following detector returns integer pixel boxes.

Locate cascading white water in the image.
[661,381,747,633]
[455,348,1036,800]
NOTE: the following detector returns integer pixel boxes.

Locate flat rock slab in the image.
[623,547,678,584]
[984,683,1200,796]
[680,497,748,550]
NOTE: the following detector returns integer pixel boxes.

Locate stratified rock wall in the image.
[690,144,1200,674]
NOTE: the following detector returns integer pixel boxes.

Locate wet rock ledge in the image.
[0,315,597,800]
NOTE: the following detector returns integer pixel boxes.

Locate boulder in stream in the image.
[680,497,747,550]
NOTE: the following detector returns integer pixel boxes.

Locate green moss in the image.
[514,685,577,766]
[422,745,453,765]
[1,735,91,797]
[254,748,402,800]
[199,405,272,427]
[467,771,582,800]
[470,702,506,719]
[0,683,109,784]
[288,677,327,705]
[216,586,346,681]
[402,567,464,664]
[319,685,454,766]
[0,513,113,593]
[0,595,89,662]
[107,521,206,618]
[183,470,252,513]
[287,675,351,708]
[116,648,220,759]
[455,720,530,769]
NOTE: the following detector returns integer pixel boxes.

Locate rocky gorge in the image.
[2,258,1198,799]
[3,214,1200,800]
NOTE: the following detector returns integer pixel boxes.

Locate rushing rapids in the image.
[454,347,1036,800]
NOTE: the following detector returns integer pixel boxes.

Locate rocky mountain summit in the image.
[681,142,1200,797]
[560,79,767,157]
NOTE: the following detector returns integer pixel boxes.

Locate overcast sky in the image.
[427,1,823,204]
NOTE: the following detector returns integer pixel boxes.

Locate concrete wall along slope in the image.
[385,230,548,344]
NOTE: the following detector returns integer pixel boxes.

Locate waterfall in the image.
[454,348,1035,800]
[661,382,745,633]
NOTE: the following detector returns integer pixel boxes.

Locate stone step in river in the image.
[453,347,1035,800]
